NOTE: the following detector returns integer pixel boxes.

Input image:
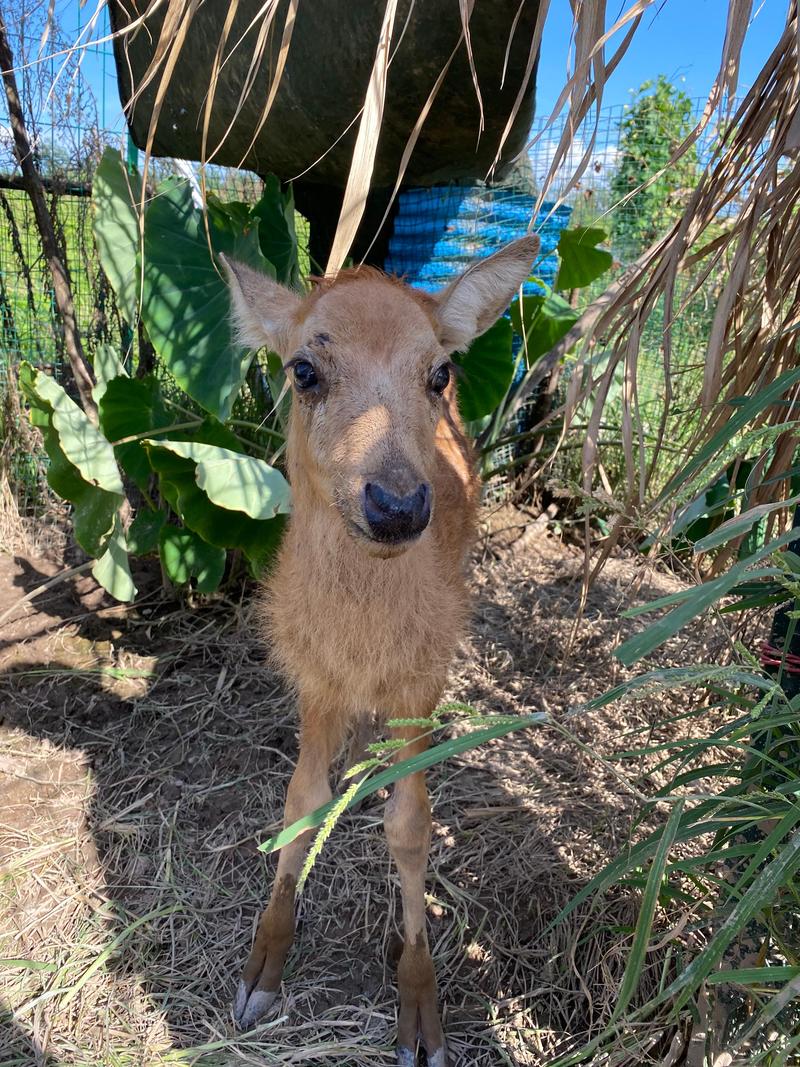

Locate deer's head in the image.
[223,236,539,557]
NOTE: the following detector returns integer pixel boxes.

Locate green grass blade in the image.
[693,493,800,553]
[583,665,771,708]
[259,713,547,853]
[544,809,740,934]
[616,551,796,666]
[664,827,800,1014]
[730,801,800,891]
[706,966,800,986]
[550,800,685,1066]
[613,798,685,1020]
[0,958,58,972]
[656,366,800,504]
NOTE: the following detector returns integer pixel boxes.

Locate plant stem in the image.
[227,418,285,441]
[111,421,202,446]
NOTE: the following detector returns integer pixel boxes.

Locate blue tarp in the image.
[384,185,572,296]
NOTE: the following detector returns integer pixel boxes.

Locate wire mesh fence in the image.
[0,164,266,385]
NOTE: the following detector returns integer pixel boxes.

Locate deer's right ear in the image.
[220,255,301,354]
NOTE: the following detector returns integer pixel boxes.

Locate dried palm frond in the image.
[324,0,399,274]
[539,0,800,566]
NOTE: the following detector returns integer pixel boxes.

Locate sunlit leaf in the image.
[42,428,119,555]
[511,291,579,363]
[145,444,285,573]
[98,375,172,491]
[21,365,124,496]
[141,178,276,421]
[92,147,143,324]
[145,439,291,520]
[91,343,128,404]
[555,227,613,289]
[92,514,137,602]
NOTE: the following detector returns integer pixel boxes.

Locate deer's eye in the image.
[292,360,318,391]
[429,363,451,396]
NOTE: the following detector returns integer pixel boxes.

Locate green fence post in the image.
[126,134,139,176]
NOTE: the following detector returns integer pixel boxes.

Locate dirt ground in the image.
[0,513,732,1066]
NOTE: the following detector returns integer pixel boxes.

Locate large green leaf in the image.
[140,178,276,421]
[145,445,285,573]
[92,514,137,602]
[22,366,124,497]
[19,363,124,557]
[455,317,515,421]
[127,506,168,557]
[159,526,226,593]
[91,343,128,405]
[42,425,120,555]
[511,291,579,363]
[146,439,291,520]
[98,375,172,491]
[92,147,143,324]
[555,226,613,290]
[252,175,301,288]
[20,364,137,601]
[206,196,253,234]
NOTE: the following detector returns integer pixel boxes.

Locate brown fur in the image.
[222,236,540,1061]
[267,273,478,726]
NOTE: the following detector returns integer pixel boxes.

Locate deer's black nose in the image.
[363,481,431,543]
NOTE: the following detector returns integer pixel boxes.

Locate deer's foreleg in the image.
[234,709,341,1029]
[384,725,446,1067]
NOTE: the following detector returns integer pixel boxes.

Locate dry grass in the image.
[0,520,736,1066]
[0,474,68,562]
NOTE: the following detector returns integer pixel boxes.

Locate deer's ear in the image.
[433,235,541,352]
[220,255,301,354]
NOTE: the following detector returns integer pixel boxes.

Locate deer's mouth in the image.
[345,517,426,558]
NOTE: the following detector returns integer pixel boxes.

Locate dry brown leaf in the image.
[325,0,400,275]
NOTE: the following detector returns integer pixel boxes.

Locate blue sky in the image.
[53,0,789,132]
[537,0,787,113]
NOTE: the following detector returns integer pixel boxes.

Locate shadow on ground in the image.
[0,533,705,1065]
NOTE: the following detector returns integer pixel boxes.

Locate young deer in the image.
[223,235,540,1066]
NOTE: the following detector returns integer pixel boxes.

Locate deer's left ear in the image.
[433,235,541,352]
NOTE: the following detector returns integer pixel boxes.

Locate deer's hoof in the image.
[396,1043,447,1066]
[233,981,277,1030]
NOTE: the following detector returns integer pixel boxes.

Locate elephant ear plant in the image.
[21,148,299,600]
